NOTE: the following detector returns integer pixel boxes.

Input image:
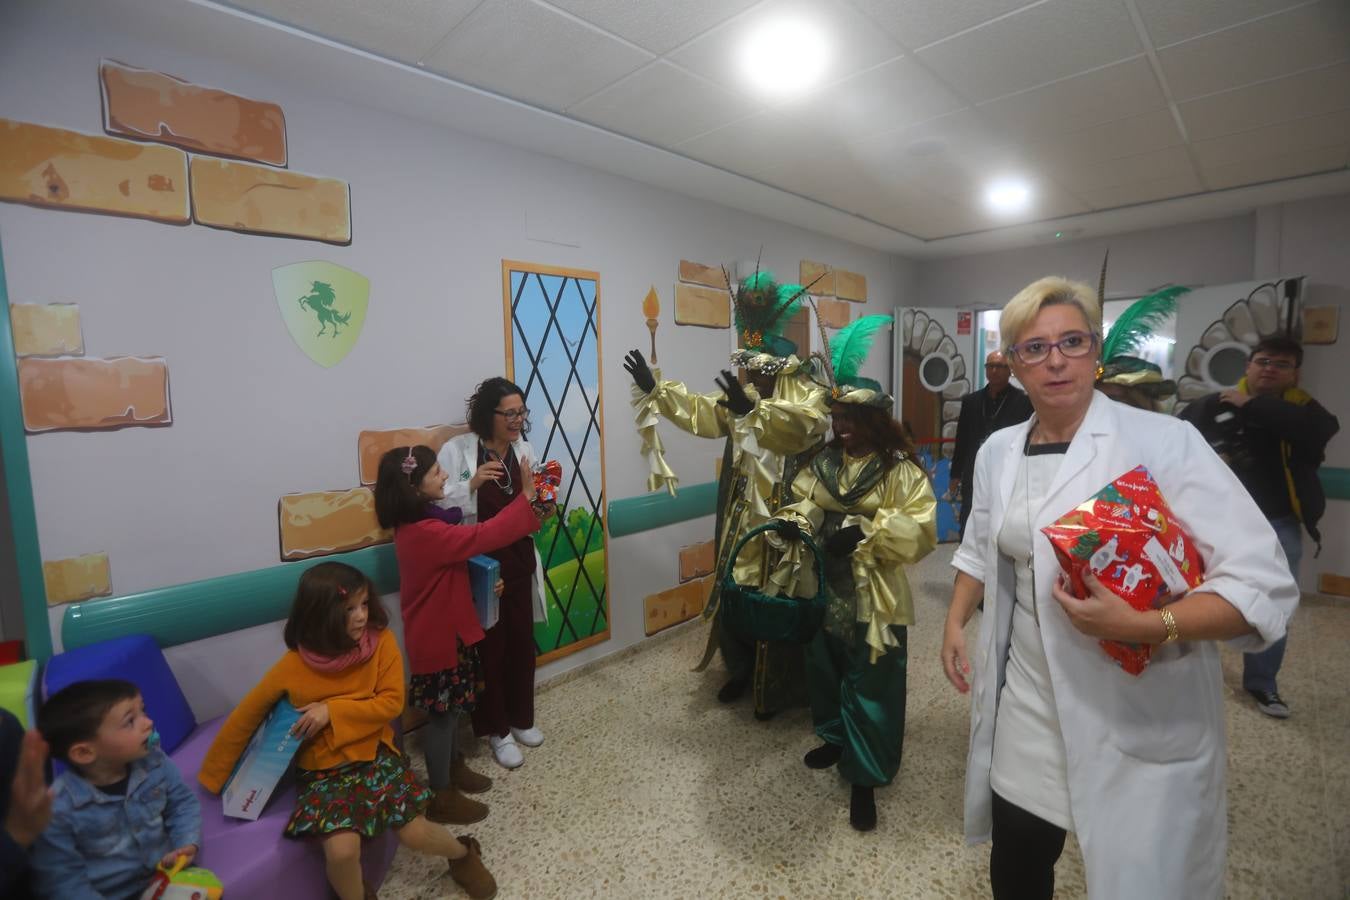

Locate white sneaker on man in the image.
[511,726,544,747]
[489,733,524,769]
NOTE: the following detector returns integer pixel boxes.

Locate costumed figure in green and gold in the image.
[623,266,830,718]
[767,315,937,831]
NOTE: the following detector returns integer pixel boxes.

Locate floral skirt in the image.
[408,641,483,714]
[285,744,430,839]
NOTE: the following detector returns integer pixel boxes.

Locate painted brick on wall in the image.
[43,553,113,605]
[643,576,711,636]
[100,60,287,166]
[0,118,189,223]
[678,540,716,583]
[835,269,867,302]
[674,283,730,329]
[10,304,83,357]
[800,260,835,296]
[816,298,852,329]
[18,356,171,432]
[678,259,726,290]
[190,157,351,244]
[278,488,390,561]
[357,424,468,485]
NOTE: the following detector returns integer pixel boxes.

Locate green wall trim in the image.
[62,544,400,651]
[607,481,718,538]
[1321,467,1350,502]
[0,240,53,660]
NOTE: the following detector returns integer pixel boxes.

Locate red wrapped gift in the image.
[1041,465,1205,675]
[533,460,563,504]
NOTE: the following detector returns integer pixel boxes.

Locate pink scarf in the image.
[299,627,379,674]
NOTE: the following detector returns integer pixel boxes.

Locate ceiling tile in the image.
[915,0,1142,103]
[1134,0,1307,48]
[1201,145,1349,189]
[772,56,966,144]
[220,0,480,62]
[676,110,852,180]
[976,57,1167,139]
[667,0,903,99]
[1191,109,1350,169]
[568,62,760,146]
[1051,144,1197,193]
[420,0,653,111]
[1178,61,1350,140]
[1156,0,1350,101]
[845,0,1036,51]
[1022,107,1186,170]
[1076,171,1205,209]
[542,0,761,54]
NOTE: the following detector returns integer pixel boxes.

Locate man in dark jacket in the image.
[951,351,1033,537]
[1179,336,1339,719]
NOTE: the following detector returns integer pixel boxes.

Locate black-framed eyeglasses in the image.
[1008,331,1098,366]
[1250,356,1296,371]
[985,363,1010,370]
[494,407,530,421]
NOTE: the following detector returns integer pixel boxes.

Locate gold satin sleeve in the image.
[850,461,938,662]
[764,466,827,599]
[650,379,733,438]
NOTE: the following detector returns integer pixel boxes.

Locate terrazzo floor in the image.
[382,546,1349,899]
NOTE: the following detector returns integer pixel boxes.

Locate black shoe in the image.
[1247,688,1290,719]
[849,785,876,832]
[752,708,778,722]
[803,743,843,769]
[717,675,750,703]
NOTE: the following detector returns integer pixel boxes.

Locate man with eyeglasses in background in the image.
[950,350,1033,538]
[1180,335,1339,719]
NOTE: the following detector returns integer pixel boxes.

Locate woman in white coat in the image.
[941,276,1298,899]
[438,377,551,770]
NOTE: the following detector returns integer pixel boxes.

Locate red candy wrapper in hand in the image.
[533,460,563,504]
[1041,465,1205,675]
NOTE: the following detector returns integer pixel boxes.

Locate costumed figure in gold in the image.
[623,267,830,718]
[767,315,937,831]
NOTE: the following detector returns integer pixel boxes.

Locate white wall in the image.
[0,1,911,717]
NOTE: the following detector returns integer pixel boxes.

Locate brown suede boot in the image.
[452,752,493,794]
[426,787,488,825]
[448,835,497,899]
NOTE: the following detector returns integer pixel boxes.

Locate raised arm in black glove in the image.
[714,369,755,416]
[623,349,657,394]
[824,524,864,557]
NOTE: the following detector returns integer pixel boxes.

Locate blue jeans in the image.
[1242,516,1303,694]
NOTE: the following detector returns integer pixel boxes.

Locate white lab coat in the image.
[436,432,549,624]
[953,391,1298,899]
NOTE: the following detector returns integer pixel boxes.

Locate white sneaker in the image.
[488,733,524,769]
[511,726,544,747]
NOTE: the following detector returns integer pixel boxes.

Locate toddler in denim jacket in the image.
[31,679,201,899]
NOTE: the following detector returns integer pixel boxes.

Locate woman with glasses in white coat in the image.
[941,276,1298,899]
[438,377,551,771]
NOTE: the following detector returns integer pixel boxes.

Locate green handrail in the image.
[607,481,717,538]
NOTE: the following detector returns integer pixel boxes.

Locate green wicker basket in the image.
[720,522,827,644]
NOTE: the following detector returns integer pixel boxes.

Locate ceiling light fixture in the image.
[741,19,829,98]
[985,179,1032,215]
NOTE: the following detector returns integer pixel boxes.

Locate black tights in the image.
[990,792,1067,900]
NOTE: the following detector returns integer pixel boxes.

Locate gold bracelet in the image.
[1160,608,1179,644]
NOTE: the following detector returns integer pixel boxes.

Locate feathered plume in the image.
[1101,286,1188,362]
[831,314,892,384]
[1097,249,1110,307]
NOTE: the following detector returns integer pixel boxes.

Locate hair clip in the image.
[337,585,348,597]
[401,447,417,476]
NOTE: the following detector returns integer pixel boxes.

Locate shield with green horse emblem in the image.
[273,261,370,367]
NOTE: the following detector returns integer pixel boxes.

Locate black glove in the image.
[824,525,864,557]
[773,519,802,541]
[623,349,656,394]
[714,369,755,416]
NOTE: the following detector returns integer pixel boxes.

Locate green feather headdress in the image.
[1100,285,1187,362]
[829,314,893,406]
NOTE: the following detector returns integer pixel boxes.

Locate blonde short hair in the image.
[1000,276,1103,354]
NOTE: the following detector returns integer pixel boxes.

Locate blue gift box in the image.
[222,696,303,820]
[468,555,500,630]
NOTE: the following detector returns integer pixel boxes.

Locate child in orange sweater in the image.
[198,562,495,900]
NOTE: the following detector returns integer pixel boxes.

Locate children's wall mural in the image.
[502,261,609,663]
[273,261,370,368]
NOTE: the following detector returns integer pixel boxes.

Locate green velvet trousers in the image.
[806,623,908,788]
